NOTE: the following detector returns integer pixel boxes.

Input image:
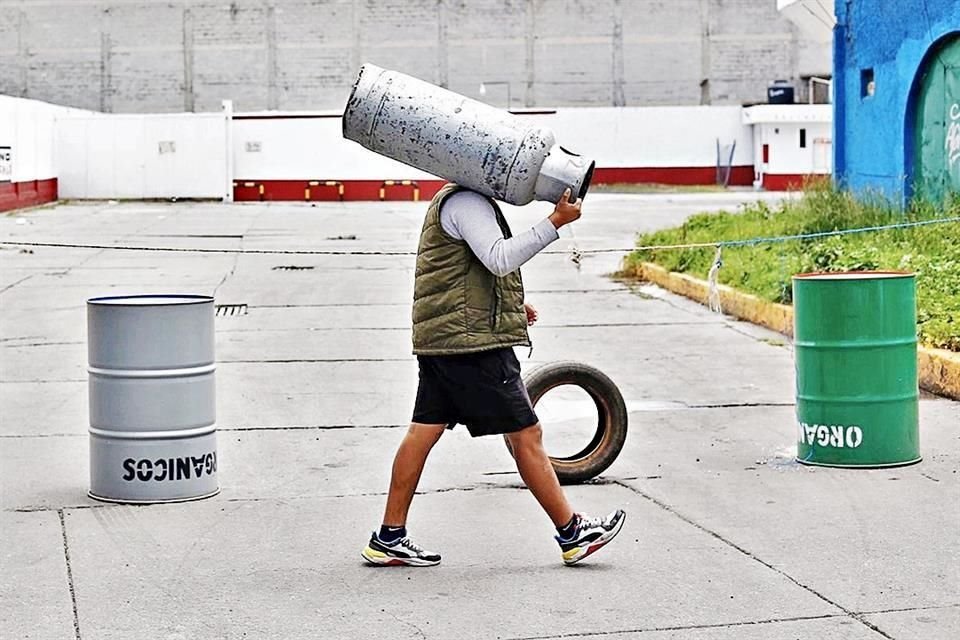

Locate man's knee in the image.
[505,423,542,449]
[407,423,446,447]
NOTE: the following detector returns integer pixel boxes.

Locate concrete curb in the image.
[629,261,960,401]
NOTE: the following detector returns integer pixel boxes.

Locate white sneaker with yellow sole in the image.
[556,510,626,566]
[361,533,441,567]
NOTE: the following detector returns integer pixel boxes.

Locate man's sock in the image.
[379,525,406,544]
[556,514,579,541]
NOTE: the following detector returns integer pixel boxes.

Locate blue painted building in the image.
[833,0,960,202]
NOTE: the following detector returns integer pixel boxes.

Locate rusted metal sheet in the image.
[342,64,594,206]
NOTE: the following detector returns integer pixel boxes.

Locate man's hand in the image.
[548,188,582,229]
[524,302,539,326]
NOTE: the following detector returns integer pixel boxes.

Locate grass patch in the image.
[623,184,960,351]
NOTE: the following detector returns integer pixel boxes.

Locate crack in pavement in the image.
[219,423,407,432]
[1,202,191,301]
[618,280,715,318]
[212,240,243,298]
[0,404,794,439]
[7,483,529,513]
[1,341,84,348]
[212,406,796,432]
[14,504,112,514]
[624,277,797,352]
[722,321,794,347]
[687,402,794,409]
[217,358,413,364]
[500,604,960,639]
[58,509,82,640]
[0,334,44,343]
[859,603,960,615]
[215,321,716,334]
[382,610,427,640]
[0,273,37,295]
[0,379,86,385]
[525,288,630,294]
[500,613,845,639]
[0,432,86,439]
[251,302,410,308]
[612,480,897,639]
[212,207,273,299]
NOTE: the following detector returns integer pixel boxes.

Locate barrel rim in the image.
[796,456,922,469]
[88,487,220,505]
[342,62,385,141]
[792,270,914,281]
[87,294,214,306]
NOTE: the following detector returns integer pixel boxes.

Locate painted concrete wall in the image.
[0,0,831,113]
[0,96,58,183]
[233,106,756,183]
[743,104,832,188]
[56,111,231,199]
[833,0,960,200]
[50,105,760,200]
[0,96,92,210]
[52,104,837,201]
[753,121,832,188]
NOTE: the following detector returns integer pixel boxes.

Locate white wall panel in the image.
[232,106,756,181]
[56,113,228,199]
[45,103,832,198]
[0,95,80,184]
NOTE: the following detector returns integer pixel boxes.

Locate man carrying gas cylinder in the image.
[360,184,625,567]
[343,64,625,567]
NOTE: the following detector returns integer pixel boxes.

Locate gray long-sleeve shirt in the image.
[439,190,559,277]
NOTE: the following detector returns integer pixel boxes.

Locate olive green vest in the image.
[412,184,529,355]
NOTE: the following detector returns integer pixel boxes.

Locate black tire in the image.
[522,361,628,484]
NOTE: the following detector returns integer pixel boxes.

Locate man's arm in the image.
[440,190,559,276]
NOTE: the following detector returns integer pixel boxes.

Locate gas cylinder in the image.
[342,64,594,205]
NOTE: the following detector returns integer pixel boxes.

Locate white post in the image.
[221,99,234,203]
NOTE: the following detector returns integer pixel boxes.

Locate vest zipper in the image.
[491,280,501,330]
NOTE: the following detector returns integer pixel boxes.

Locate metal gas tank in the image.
[342,64,594,206]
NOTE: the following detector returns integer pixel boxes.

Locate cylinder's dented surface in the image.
[87,295,219,503]
[343,64,594,205]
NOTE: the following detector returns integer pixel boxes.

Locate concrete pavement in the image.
[1,193,957,639]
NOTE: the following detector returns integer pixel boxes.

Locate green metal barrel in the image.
[793,272,920,467]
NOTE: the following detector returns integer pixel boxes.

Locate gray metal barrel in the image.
[343,63,595,206]
[87,295,219,503]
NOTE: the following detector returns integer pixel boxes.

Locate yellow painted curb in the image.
[628,261,960,401]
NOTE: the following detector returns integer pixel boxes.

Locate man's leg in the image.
[505,423,626,565]
[362,423,446,566]
[382,423,446,526]
[504,423,574,527]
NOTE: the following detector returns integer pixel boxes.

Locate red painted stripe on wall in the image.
[233,166,757,202]
[761,174,827,191]
[233,179,447,202]
[0,179,58,212]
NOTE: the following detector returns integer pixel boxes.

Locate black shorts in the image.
[412,347,539,437]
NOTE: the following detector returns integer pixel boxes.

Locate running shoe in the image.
[556,510,626,565]
[361,532,441,567]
